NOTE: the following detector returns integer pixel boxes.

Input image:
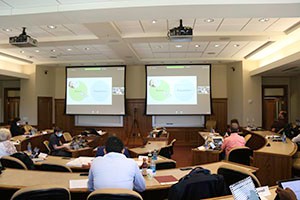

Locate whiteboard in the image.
[152,115,205,127]
[75,115,123,127]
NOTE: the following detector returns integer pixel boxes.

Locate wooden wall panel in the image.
[54,98,227,146]
[38,97,53,130]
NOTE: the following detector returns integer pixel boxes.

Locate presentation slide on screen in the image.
[146,65,211,115]
[147,76,197,105]
[66,66,125,115]
[67,77,112,105]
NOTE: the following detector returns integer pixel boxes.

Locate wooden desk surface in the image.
[0,161,255,192]
[129,141,168,156]
[253,131,297,156]
[34,155,176,170]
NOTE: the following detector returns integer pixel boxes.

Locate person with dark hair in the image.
[227,119,240,135]
[48,127,71,157]
[221,122,245,156]
[10,117,25,137]
[271,111,288,133]
[88,136,145,192]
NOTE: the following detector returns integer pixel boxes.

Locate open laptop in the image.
[229,176,261,200]
[277,178,300,200]
[212,136,223,147]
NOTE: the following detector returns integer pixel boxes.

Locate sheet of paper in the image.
[69,179,88,189]
[256,186,271,197]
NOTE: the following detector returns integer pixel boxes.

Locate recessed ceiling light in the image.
[258,18,269,22]
[51,49,56,52]
[214,44,220,48]
[20,50,25,54]
[3,28,11,32]
[47,25,57,29]
[84,47,90,51]
[195,44,200,48]
[233,44,240,47]
[152,20,157,24]
[175,44,182,48]
[67,48,72,51]
[204,18,214,23]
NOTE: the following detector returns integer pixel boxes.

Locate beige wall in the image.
[20,65,37,124]
[290,75,300,122]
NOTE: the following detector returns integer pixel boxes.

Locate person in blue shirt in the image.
[88,136,146,192]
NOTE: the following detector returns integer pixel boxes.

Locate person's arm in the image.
[133,163,146,192]
[87,168,94,191]
[276,187,297,200]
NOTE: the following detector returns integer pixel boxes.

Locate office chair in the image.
[39,163,72,172]
[11,185,70,200]
[205,119,217,131]
[244,134,252,143]
[0,156,28,170]
[227,146,253,166]
[156,161,176,170]
[158,139,176,159]
[63,132,73,143]
[43,140,51,154]
[87,188,143,200]
[217,164,261,195]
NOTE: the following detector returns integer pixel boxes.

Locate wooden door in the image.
[263,99,277,130]
[5,97,20,124]
[55,99,74,132]
[38,97,53,130]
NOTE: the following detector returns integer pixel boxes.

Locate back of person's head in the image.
[0,128,12,141]
[53,127,62,134]
[230,119,240,128]
[105,136,124,153]
[11,117,21,125]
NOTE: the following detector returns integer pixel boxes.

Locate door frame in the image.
[262,85,288,129]
[4,88,20,124]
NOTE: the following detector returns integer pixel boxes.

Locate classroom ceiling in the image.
[0,1,300,76]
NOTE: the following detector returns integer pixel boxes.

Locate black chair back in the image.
[39,163,72,172]
[0,156,27,170]
[227,147,252,166]
[87,189,143,200]
[11,185,70,200]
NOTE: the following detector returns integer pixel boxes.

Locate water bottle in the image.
[27,142,32,153]
[152,149,158,161]
[282,132,287,143]
[150,159,156,176]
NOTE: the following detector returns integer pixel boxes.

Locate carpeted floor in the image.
[172,146,193,168]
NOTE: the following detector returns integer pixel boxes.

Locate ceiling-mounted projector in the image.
[9,27,38,47]
[168,19,193,42]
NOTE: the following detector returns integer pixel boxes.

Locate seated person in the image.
[221,127,246,156]
[23,122,36,134]
[271,110,288,133]
[48,127,71,157]
[10,117,25,137]
[0,128,17,158]
[96,146,131,158]
[88,136,145,192]
[227,119,240,135]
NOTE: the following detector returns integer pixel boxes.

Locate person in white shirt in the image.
[0,128,17,158]
[88,136,146,192]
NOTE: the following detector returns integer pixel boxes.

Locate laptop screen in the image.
[229,176,260,200]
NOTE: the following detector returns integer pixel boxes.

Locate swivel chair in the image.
[0,156,27,170]
[87,188,143,200]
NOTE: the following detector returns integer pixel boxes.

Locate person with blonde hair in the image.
[0,128,17,157]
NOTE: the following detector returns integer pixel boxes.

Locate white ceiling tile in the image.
[205,41,229,52]
[0,1,12,9]
[169,53,185,58]
[241,18,279,32]
[265,18,300,32]
[114,21,144,35]
[218,41,249,57]
[2,0,58,8]
[186,52,203,57]
[140,20,167,33]
[187,42,209,51]
[153,53,169,58]
[233,41,267,58]
[194,18,223,32]
[218,18,250,31]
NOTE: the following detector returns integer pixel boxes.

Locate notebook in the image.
[154,175,178,185]
[229,176,260,200]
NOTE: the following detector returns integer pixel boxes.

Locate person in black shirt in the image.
[10,117,25,137]
[271,111,288,133]
[48,127,71,157]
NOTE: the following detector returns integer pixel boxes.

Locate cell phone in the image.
[180,167,192,171]
[80,173,89,176]
[61,157,71,159]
